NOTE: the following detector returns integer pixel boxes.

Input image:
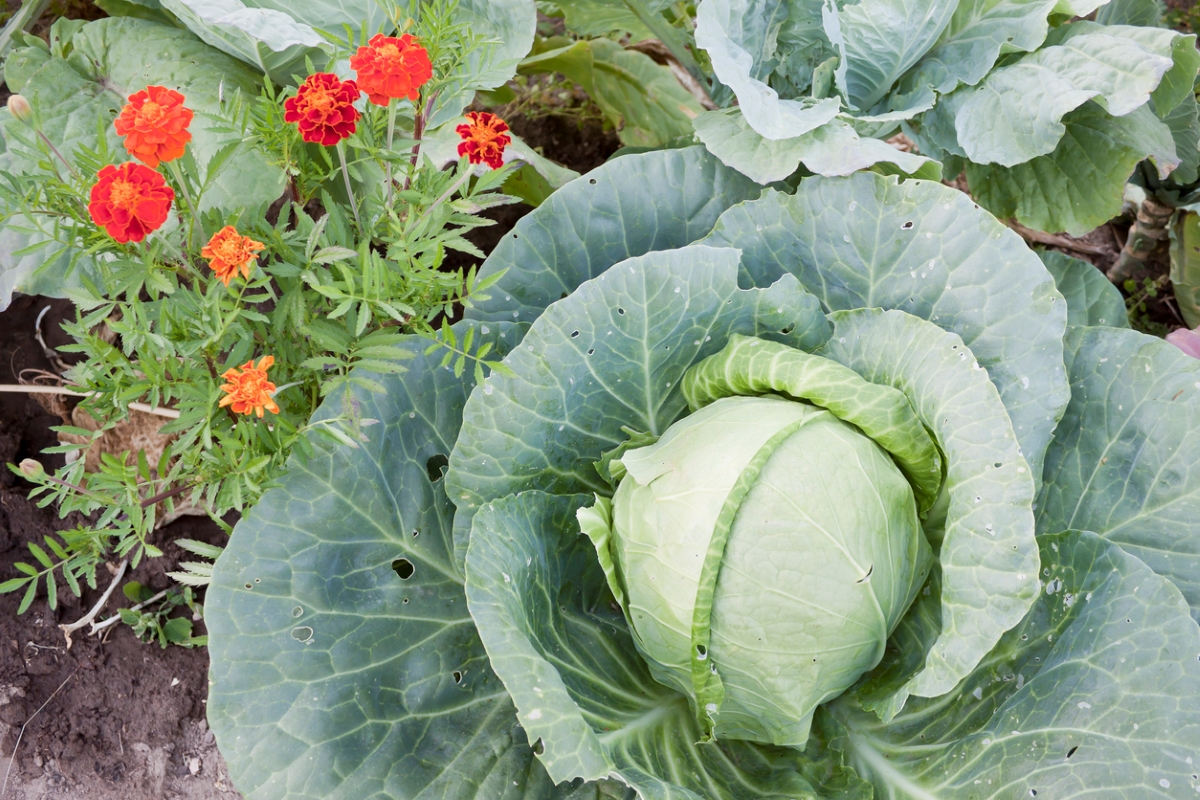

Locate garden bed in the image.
[0,105,617,798]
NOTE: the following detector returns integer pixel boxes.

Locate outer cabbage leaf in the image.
[1038,325,1200,622]
[553,0,677,41]
[427,0,537,128]
[900,0,1057,95]
[954,28,1183,165]
[464,147,765,324]
[694,0,842,140]
[829,530,1200,799]
[0,18,284,213]
[465,491,846,798]
[0,18,283,305]
[698,171,1069,486]
[1037,250,1130,328]
[446,245,830,562]
[205,324,589,800]
[519,38,703,148]
[693,108,936,184]
[819,309,1039,717]
[158,0,329,84]
[968,101,1178,235]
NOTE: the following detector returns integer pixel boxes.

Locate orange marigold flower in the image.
[350,33,432,106]
[456,111,511,169]
[283,73,361,146]
[113,85,193,168]
[219,356,280,418]
[202,225,265,285]
[88,162,175,244]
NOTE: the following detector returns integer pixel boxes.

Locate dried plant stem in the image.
[0,384,180,418]
[59,559,128,647]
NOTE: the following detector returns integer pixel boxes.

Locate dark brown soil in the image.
[0,297,242,799]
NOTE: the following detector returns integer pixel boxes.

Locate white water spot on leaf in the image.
[972,687,983,700]
[527,709,543,720]
[1078,701,1091,709]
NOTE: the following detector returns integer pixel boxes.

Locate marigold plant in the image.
[202,226,265,285]
[113,85,193,168]
[456,111,510,169]
[283,73,361,146]
[218,356,280,418]
[350,33,432,106]
[87,161,174,243]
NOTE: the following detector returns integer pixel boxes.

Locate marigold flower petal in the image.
[456,111,511,170]
[88,162,175,244]
[218,356,279,417]
[114,85,193,168]
[284,73,361,146]
[202,225,266,285]
[350,33,433,106]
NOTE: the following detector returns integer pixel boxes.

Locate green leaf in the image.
[968,101,1178,236]
[953,26,1185,165]
[1171,210,1200,328]
[553,0,674,40]
[465,490,846,797]
[901,0,1058,95]
[447,244,830,562]
[832,0,958,111]
[1037,250,1130,327]
[820,309,1039,718]
[520,39,703,148]
[465,146,765,324]
[693,0,842,140]
[1038,325,1200,622]
[699,171,1069,487]
[205,324,574,800]
[0,204,97,312]
[0,18,285,214]
[694,108,937,183]
[18,580,37,614]
[174,537,225,559]
[158,0,331,84]
[428,0,536,128]
[830,530,1200,799]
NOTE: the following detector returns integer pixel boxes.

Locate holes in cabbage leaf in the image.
[426,454,449,482]
[291,626,313,642]
[533,739,545,755]
[856,564,874,584]
[901,221,914,230]
[571,330,580,338]
[696,644,707,660]
[587,348,595,355]
[453,670,462,684]
[1066,746,1078,759]
[617,307,625,315]
[780,322,796,335]
[392,558,415,580]
[588,178,597,185]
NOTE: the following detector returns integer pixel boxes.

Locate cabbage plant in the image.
[691,0,1200,236]
[205,147,1200,798]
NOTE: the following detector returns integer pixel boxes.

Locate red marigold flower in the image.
[350,33,432,106]
[113,85,193,168]
[219,355,280,418]
[88,162,175,244]
[283,73,361,146]
[456,111,511,169]
[202,225,266,285]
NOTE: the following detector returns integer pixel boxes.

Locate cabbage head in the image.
[205,147,1200,799]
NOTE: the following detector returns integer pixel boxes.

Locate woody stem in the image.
[337,141,363,232]
[402,89,436,193]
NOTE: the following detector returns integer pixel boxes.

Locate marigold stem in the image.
[166,159,201,252]
[337,140,363,232]
[385,97,398,207]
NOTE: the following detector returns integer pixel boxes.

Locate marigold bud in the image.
[7,94,33,124]
[18,458,44,479]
